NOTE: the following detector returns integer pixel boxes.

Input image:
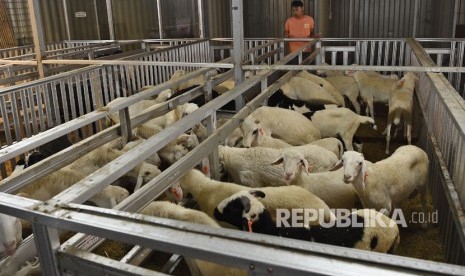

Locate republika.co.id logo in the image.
[275,208,438,228]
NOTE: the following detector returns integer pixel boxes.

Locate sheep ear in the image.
[301,158,311,175]
[249,190,266,198]
[397,78,405,87]
[256,128,265,145]
[271,157,284,166]
[329,159,343,171]
[361,161,368,189]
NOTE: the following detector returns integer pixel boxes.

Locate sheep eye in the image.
[251,214,256,219]
[252,129,258,135]
[358,162,363,166]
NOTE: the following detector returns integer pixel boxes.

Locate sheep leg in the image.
[366,100,376,130]
[385,123,392,154]
[340,133,354,151]
[406,112,412,144]
[349,96,361,114]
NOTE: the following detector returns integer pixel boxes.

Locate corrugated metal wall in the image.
[0,0,461,46]
[161,0,199,38]
[111,0,159,39]
[330,0,455,38]
[3,0,32,45]
[40,0,67,43]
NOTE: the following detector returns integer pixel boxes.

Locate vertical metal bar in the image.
[27,88,39,135]
[119,107,132,144]
[349,0,354,38]
[0,96,13,146]
[32,223,61,276]
[106,0,115,40]
[157,0,163,39]
[36,85,46,131]
[93,0,101,40]
[232,0,245,111]
[28,0,46,78]
[62,0,71,40]
[453,0,459,38]
[20,90,32,138]
[413,0,419,37]
[197,0,204,38]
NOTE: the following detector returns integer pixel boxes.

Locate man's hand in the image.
[313,33,322,39]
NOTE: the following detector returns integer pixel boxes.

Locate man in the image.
[284,1,320,62]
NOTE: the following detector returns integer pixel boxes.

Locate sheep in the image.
[240,106,320,147]
[246,124,343,158]
[219,145,338,188]
[139,201,246,276]
[65,142,162,191]
[271,152,358,209]
[105,89,173,125]
[16,167,130,209]
[330,145,429,227]
[295,71,345,106]
[217,118,243,147]
[214,191,400,253]
[345,70,399,128]
[135,103,199,139]
[169,69,218,92]
[280,77,341,106]
[0,213,22,257]
[323,75,361,114]
[384,72,418,154]
[108,136,162,167]
[86,185,130,208]
[140,201,220,228]
[308,107,374,151]
[177,169,335,226]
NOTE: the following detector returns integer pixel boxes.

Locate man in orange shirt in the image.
[284,1,320,63]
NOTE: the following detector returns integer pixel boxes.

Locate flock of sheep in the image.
[0,65,430,276]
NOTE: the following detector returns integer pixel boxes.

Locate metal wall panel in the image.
[160,0,199,38]
[39,0,67,43]
[203,0,231,38]
[111,0,158,39]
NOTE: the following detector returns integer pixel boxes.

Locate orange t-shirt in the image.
[285,15,315,53]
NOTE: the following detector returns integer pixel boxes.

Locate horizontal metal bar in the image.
[243,64,465,73]
[41,60,234,68]
[1,195,462,276]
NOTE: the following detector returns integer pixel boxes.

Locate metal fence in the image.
[0,38,464,275]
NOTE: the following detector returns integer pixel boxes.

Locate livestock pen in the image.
[0,36,464,275]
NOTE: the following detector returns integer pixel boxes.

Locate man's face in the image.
[292,6,304,18]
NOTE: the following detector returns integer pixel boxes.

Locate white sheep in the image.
[346,70,399,128]
[139,201,246,276]
[109,136,162,167]
[384,72,418,154]
[240,106,320,147]
[271,152,358,210]
[295,71,345,106]
[169,69,218,92]
[324,75,361,114]
[247,126,343,158]
[219,145,338,188]
[105,89,172,125]
[214,191,400,253]
[16,167,130,209]
[309,107,374,151]
[317,63,399,79]
[65,143,162,191]
[86,185,130,208]
[280,77,341,106]
[0,213,22,257]
[135,103,199,139]
[331,145,429,227]
[177,169,335,226]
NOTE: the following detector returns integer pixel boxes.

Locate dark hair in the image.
[292,0,304,7]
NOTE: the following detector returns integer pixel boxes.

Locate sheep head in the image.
[0,213,22,257]
[271,153,311,184]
